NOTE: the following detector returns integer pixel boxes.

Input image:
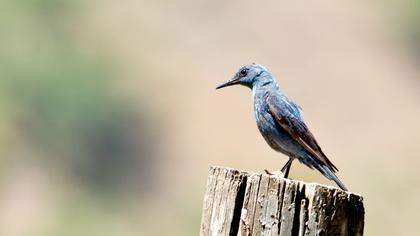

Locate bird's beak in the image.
[216,78,240,90]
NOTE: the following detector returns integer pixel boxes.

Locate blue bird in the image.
[216,63,347,191]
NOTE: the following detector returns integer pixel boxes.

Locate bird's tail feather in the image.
[318,165,348,191]
[299,152,348,191]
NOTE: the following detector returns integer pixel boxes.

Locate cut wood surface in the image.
[200,166,364,236]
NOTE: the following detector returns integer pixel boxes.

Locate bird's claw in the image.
[264,169,285,177]
[264,169,273,175]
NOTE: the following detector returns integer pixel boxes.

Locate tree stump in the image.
[200,166,364,236]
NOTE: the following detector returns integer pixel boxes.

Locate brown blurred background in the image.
[0,0,419,235]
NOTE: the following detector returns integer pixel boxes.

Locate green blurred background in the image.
[0,0,419,235]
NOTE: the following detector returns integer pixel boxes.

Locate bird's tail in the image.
[318,164,348,191]
[299,152,348,191]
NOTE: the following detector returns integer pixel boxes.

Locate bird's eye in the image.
[239,69,248,77]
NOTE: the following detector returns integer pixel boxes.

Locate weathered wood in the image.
[200,166,364,236]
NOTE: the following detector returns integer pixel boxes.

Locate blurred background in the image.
[0,0,419,235]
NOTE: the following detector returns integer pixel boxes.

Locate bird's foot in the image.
[264,169,285,178]
[264,169,273,175]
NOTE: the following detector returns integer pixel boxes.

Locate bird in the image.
[216,63,348,191]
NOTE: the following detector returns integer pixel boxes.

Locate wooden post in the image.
[200,166,364,236]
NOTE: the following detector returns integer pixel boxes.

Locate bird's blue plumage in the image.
[216,63,347,191]
[253,81,303,157]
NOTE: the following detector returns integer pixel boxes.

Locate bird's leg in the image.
[281,158,294,179]
[264,158,294,178]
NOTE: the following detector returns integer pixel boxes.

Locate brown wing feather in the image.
[266,94,338,172]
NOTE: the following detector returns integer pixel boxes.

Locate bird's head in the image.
[216,63,270,90]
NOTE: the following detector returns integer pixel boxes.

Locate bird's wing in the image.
[266,92,338,172]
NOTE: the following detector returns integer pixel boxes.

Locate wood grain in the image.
[200,166,364,236]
